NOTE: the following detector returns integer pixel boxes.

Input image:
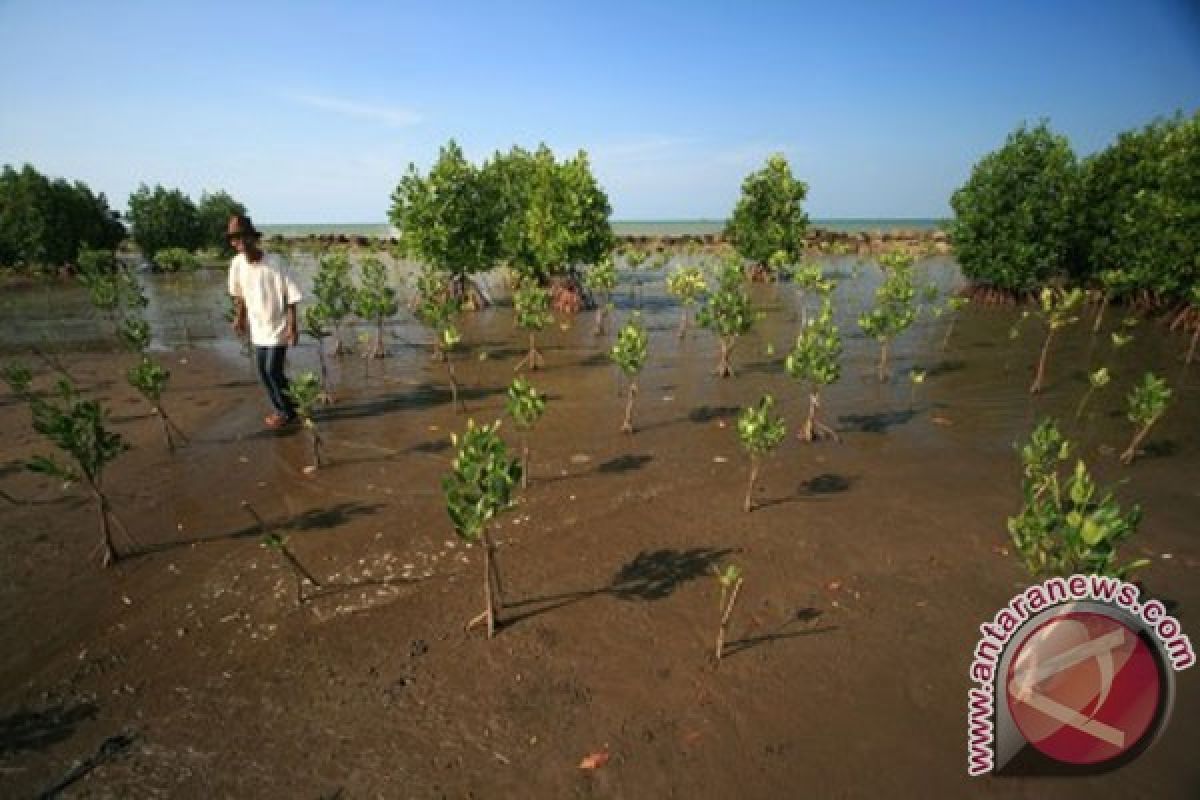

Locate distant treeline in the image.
[0,165,245,273]
[951,111,1198,303]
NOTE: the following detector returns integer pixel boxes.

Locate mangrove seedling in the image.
[1074,367,1110,421]
[713,563,744,664]
[443,420,522,638]
[1120,372,1172,465]
[285,371,325,471]
[623,246,650,308]
[697,258,756,378]
[908,368,927,410]
[11,377,133,566]
[302,305,335,405]
[792,259,834,324]
[737,394,786,512]
[414,268,467,411]
[513,282,553,372]
[1092,268,1133,334]
[1111,331,1133,349]
[1029,287,1084,394]
[857,250,917,382]
[506,376,546,488]
[243,502,323,606]
[585,254,618,336]
[354,256,399,359]
[939,296,969,351]
[127,357,189,452]
[1185,286,1200,365]
[610,316,649,433]
[1008,419,1149,578]
[313,248,357,355]
[785,297,842,442]
[666,265,708,338]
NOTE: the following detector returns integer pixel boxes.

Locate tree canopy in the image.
[724,154,810,266]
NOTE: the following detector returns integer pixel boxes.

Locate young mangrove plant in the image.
[4,373,133,567]
[506,376,546,488]
[785,297,842,442]
[354,256,399,359]
[908,368,927,410]
[302,305,335,405]
[938,296,969,351]
[1092,268,1133,334]
[1074,367,1110,421]
[585,254,618,336]
[697,258,756,378]
[443,420,522,638]
[713,563,744,664]
[666,265,707,338]
[127,357,189,453]
[1029,287,1084,394]
[622,246,650,308]
[513,282,553,372]
[1008,419,1149,578]
[737,394,786,512]
[610,315,649,433]
[858,251,917,382]
[1120,372,1172,465]
[286,371,325,471]
[1185,286,1200,366]
[243,502,323,606]
[791,259,834,325]
[313,248,357,355]
[415,267,466,411]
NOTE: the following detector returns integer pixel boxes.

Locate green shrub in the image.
[950,122,1078,291]
[724,153,810,266]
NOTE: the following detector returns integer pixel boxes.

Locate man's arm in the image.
[232,296,248,336]
[286,304,298,346]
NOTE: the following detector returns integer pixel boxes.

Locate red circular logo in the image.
[1006,611,1162,765]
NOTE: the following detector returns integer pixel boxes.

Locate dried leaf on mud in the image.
[579,750,610,770]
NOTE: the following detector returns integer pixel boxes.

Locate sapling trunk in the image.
[1075,387,1096,421]
[716,338,735,378]
[1030,329,1055,394]
[744,456,760,513]
[521,434,530,489]
[467,528,503,638]
[1093,294,1109,334]
[316,346,334,405]
[88,483,136,567]
[678,309,688,339]
[621,381,638,434]
[878,340,890,383]
[1187,325,1199,366]
[1120,416,1162,465]
[446,358,464,413]
[332,323,346,357]
[373,318,386,358]
[715,577,743,663]
[515,333,544,372]
[940,317,957,351]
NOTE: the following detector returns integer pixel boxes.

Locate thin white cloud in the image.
[284,91,423,128]
[590,135,701,162]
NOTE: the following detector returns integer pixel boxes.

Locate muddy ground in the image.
[1,263,1198,799]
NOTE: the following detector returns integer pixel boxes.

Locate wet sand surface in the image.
[1,256,1197,798]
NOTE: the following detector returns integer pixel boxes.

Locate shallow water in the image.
[1,251,1196,468]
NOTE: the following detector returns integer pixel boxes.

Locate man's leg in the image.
[254,346,276,413]
[266,346,297,419]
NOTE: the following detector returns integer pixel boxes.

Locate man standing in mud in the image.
[227,214,303,429]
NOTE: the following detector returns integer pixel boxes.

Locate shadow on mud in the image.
[687,405,740,424]
[723,607,839,659]
[133,501,385,557]
[499,547,735,629]
[597,454,654,474]
[837,409,918,433]
[0,702,98,756]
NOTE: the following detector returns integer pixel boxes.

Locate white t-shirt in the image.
[228,252,304,346]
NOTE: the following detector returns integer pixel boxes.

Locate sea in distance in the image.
[260,218,948,239]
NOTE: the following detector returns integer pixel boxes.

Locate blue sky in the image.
[1,0,1197,222]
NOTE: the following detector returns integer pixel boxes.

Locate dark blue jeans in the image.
[254,345,296,419]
